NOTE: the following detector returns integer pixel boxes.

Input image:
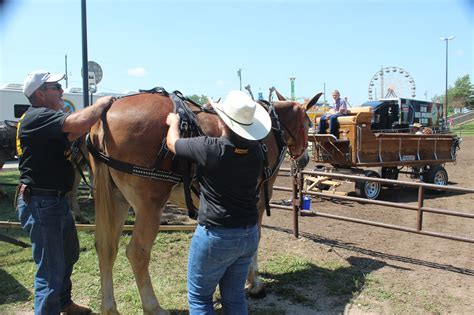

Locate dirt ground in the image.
[248,137,474,314]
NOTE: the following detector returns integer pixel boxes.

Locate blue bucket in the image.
[302,196,311,210]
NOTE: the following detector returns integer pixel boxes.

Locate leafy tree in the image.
[432,74,473,112]
[186,94,209,105]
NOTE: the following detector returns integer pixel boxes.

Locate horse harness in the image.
[86,88,287,219]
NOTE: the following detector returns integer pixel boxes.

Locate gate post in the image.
[417,185,425,231]
[291,162,300,238]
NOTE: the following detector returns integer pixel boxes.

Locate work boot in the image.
[60,301,92,314]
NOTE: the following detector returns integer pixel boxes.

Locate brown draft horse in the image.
[89,89,321,314]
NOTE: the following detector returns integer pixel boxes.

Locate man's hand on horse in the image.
[166,113,180,127]
[96,96,116,110]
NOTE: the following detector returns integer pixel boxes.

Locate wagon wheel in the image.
[355,170,382,200]
[422,165,448,194]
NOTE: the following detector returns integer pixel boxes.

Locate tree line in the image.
[432,74,474,113]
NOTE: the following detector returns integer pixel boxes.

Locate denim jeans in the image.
[17,194,79,315]
[318,112,344,137]
[187,223,259,315]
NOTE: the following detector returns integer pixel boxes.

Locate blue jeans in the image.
[318,112,344,137]
[17,194,79,315]
[187,224,259,315]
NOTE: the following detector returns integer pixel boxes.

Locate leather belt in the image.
[20,184,67,197]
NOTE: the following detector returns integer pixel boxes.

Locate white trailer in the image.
[0,83,127,121]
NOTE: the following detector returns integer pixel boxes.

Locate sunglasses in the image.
[41,83,62,91]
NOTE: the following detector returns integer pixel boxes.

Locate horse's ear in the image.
[305,92,323,111]
[274,89,287,101]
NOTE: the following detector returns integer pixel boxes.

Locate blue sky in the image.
[1,0,473,106]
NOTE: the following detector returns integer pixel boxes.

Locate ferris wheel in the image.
[368,66,416,100]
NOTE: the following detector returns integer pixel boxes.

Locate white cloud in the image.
[128,67,147,77]
[216,79,225,86]
[454,50,465,57]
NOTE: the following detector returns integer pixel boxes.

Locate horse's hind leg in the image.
[97,188,129,314]
[247,199,267,299]
[246,228,266,299]
[93,163,130,314]
[126,190,169,315]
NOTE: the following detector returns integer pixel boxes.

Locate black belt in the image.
[20,185,67,197]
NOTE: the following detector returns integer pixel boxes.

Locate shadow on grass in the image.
[255,255,385,313]
[0,268,31,304]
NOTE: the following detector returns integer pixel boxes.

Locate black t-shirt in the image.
[175,135,263,228]
[17,106,74,192]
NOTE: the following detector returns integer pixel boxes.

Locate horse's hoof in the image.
[247,287,267,299]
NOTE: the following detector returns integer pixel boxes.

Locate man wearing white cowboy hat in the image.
[17,70,115,315]
[412,122,423,135]
[166,90,271,314]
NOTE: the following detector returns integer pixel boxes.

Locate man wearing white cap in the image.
[166,90,271,314]
[16,70,115,314]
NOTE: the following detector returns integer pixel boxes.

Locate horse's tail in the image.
[91,124,119,260]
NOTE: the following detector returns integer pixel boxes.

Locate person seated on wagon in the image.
[317,89,348,138]
[411,123,424,135]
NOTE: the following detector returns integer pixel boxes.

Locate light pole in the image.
[237,68,242,91]
[441,36,455,129]
[289,77,295,101]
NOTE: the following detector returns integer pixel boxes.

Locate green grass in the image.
[2,235,384,314]
[452,120,474,136]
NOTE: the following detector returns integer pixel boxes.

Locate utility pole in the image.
[237,68,242,91]
[323,82,326,102]
[64,54,68,89]
[289,77,295,101]
[441,36,455,128]
[81,0,89,107]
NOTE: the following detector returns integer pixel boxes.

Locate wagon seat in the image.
[313,106,373,140]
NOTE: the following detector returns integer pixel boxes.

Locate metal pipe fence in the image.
[270,167,474,243]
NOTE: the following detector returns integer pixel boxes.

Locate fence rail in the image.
[271,166,474,243]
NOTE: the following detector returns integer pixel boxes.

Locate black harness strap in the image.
[256,101,288,217]
[71,139,93,189]
[86,134,182,183]
[169,92,204,220]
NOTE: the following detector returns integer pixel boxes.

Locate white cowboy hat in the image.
[210,90,271,141]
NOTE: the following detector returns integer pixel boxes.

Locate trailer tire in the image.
[422,165,448,194]
[355,170,381,200]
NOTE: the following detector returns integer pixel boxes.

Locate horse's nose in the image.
[295,150,309,169]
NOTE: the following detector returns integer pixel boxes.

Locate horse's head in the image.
[272,92,322,166]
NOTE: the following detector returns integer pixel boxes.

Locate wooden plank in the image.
[0,221,197,232]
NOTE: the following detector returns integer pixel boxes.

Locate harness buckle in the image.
[180,120,189,132]
[264,166,272,179]
[261,143,268,153]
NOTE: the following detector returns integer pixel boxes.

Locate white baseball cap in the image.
[23,70,65,97]
[210,90,271,141]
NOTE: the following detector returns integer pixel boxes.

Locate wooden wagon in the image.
[308,103,461,199]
